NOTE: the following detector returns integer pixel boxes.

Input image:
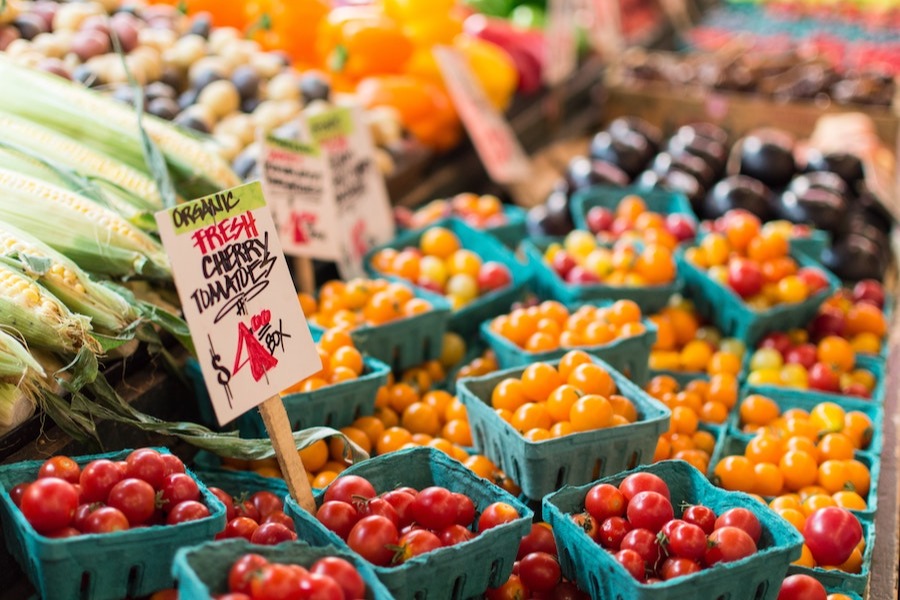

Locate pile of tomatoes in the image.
[299,278,435,330]
[226,552,369,599]
[570,472,764,582]
[209,487,298,546]
[314,474,520,567]
[280,328,368,395]
[12,448,211,537]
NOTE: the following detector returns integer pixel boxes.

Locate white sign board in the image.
[155,181,321,425]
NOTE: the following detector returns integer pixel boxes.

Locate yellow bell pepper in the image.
[452,35,519,111]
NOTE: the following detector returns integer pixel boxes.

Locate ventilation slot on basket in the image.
[626,451,639,470]
[592,459,604,480]
[510,459,522,488]
[391,347,402,373]
[474,426,486,452]
[126,565,141,597]
[351,404,363,421]
[422,337,432,363]
[488,559,502,587]
[754,581,768,598]
[451,574,466,599]
[716,593,731,600]
[323,413,334,427]
[79,571,91,600]
[555,466,568,489]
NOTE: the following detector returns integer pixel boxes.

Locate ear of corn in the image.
[0,382,37,430]
[0,260,99,356]
[0,168,171,279]
[0,328,45,382]
[0,222,140,335]
[0,56,241,199]
[0,147,156,231]
[0,114,167,211]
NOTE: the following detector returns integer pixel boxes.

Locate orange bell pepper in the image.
[244,0,329,67]
[316,7,414,81]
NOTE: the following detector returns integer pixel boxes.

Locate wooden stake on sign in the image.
[294,256,316,295]
[258,395,317,514]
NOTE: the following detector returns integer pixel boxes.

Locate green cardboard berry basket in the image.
[730,382,885,455]
[364,217,531,338]
[521,237,683,313]
[188,327,391,437]
[710,433,880,520]
[480,314,657,385]
[787,515,875,596]
[456,356,671,500]
[676,247,840,348]
[283,447,533,600]
[193,468,290,507]
[570,185,697,232]
[0,448,226,600]
[308,281,452,372]
[789,229,831,263]
[543,460,804,600]
[172,538,392,599]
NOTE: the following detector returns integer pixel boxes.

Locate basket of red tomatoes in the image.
[0,447,225,600]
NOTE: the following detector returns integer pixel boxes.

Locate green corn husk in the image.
[0,260,100,356]
[0,382,37,430]
[0,56,241,199]
[0,328,45,382]
[0,167,171,280]
[0,222,140,335]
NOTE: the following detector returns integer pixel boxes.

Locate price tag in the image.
[434,46,531,185]
[590,0,625,60]
[155,181,321,427]
[544,0,579,86]
[301,105,395,279]
[260,133,339,262]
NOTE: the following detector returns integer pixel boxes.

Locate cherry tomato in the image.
[9,482,28,507]
[220,517,259,541]
[125,449,167,490]
[486,574,527,600]
[620,528,662,568]
[262,511,295,532]
[228,553,269,594]
[397,529,442,563]
[38,456,81,484]
[357,497,400,528]
[166,500,210,525]
[705,526,757,565]
[316,501,360,540]
[803,507,862,567]
[310,557,365,600]
[777,574,828,600]
[381,490,416,527]
[250,522,296,546]
[439,524,475,547]
[660,557,701,580]
[682,504,716,534]
[518,551,561,592]
[585,483,626,522]
[107,478,156,526]
[599,516,631,550]
[46,526,81,538]
[72,503,97,531]
[665,522,707,562]
[614,549,646,581]
[324,475,376,505]
[209,487,237,521]
[236,500,260,522]
[347,515,399,566]
[410,486,458,531]
[715,508,762,544]
[517,523,557,559]
[453,492,476,527]
[478,502,520,532]
[20,478,79,534]
[251,491,283,519]
[572,512,601,543]
[626,491,674,533]
[298,571,344,599]
[250,564,303,600]
[160,473,200,510]
[160,453,186,476]
[79,459,125,503]
[619,473,671,501]
[83,506,129,534]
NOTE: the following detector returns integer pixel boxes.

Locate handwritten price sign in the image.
[434,46,530,185]
[156,181,320,426]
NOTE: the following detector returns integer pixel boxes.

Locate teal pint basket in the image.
[284,447,533,600]
[0,448,226,600]
[172,538,392,599]
[456,356,671,500]
[787,515,875,596]
[543,460,804,600]
[309,282,452,372]
[790,229,831,262]
[710,433,880,519]
[365,218,531,338]
[521,237,683,313]
[732,381,885,455]
[480,313,656,384]
[189,328,391,437]
[570,185,697,233]
[193,468,290,506]
[677,247,840,347]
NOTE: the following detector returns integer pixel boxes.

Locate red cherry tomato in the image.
[585,483,626,522]
[166,500,210,525]
[310,556,366,600]
[410,486,458,531]
[9,482,28,507]
[250,564,303,600]
[79,459,125,503]
[572,512,601,542]
[250,522,295,546]
[517,523,557,559]
[107,478,156,526]
[626,491,674,533]
[347,515,399,566]
[705,526,757,565]
[620,528,662,568]
[438,524,476,547]
[323,475,376,505]
[682,504,716,534]
[20,478,79,534]
[125,449,167,490]
[453,492,476,527]
[614,549,646,581]
[228,553,269,594]
[599,516,631,550]
[251,491,283,519]
[518,551,561,592]
[665,521,707,562]
[262,510,295,532]
[220,517,259,541]
[618,472,671,501]
[660,557,701,580]
[357,496,400,528]
[208,487,237,521]
[83,506,129,534]
[396,529,442,563]
[777,574,828,600]
[715,507,762,544]
[160,473,200,510]
[316,501,360,540]
[486,574,526,600]
[38,456,81,484]
[803,507,862,567]
[381,489,416,527]
[477,502,520,532]
[160,453,186,476]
